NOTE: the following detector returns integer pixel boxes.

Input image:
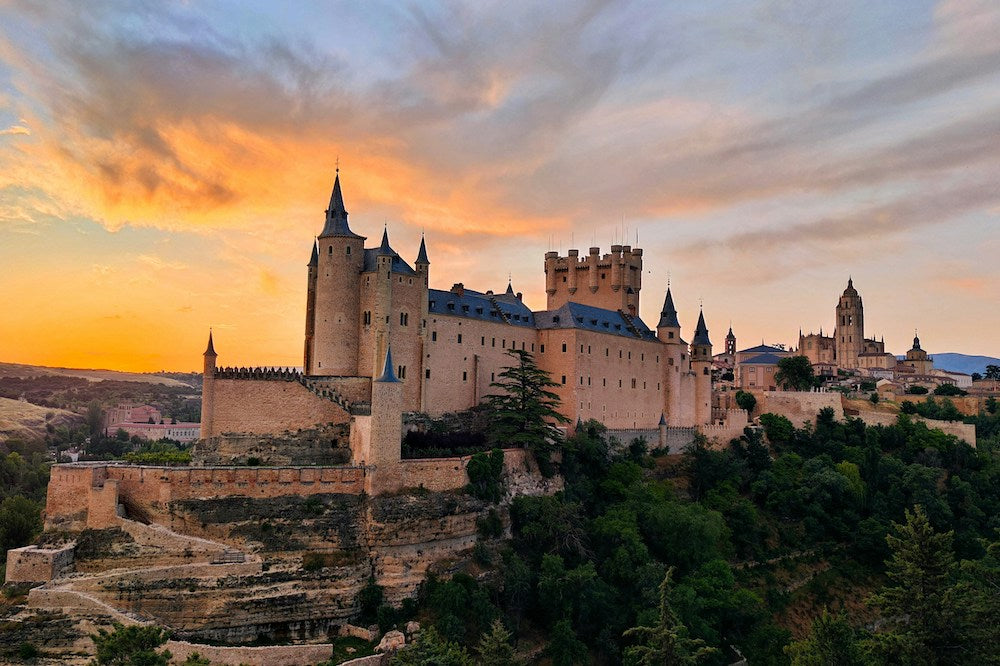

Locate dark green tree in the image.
[86,400,104,440]
[547,619,588,666]
[486,349,570,476]
[89,623,171,665]
[984,364,1000,381]
[784,610,866,666]
[466,448,505,502]
[734,390,757,414]
[623,568,718,665]
[869,505,964,664]
[476,619,521,666]
[774,356,815,391]
[0,494,42,554]
[389,626,473,666]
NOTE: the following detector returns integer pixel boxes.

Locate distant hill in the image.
[0,397,81,443]
[929,353,1000,376]
[0,362,198,388]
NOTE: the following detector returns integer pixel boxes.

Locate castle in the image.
[201,173,715,471]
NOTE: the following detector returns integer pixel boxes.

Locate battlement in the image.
[213,366,302,381]
[544,245,642,313]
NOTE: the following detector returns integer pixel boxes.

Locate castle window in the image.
[398,366,406,379]
[346,246,351,255]
[619,379,623,388]
[619,350,623,359]
[587,376,591,386]
[657,383,660,390]
[656,355,659,363]
[540,344,545,353]
[561,375,566,384]
[462,305,469,312]
[492,338,496,347]
[669,332,674,339]
[431,331,437,342]
[603,378,606,387]
[491,372,495,382]
[476,307,483,314]
[429,300,435,308]
[363,311,372,325]
[425,369,430,379]
[457,334,463,343]
[562,276,567,282]
[580,345,584,353]
[521,342,525,350]
[531,343,535,351]
[400,312,409,326]
[481,336,485,346]
[328,246,333,254]
[463,371,467,381]
[704,367,709,375]
[628,351,632,359]
[502,339,506,348]
[631,378,637,389]
[641,353,644,361]
[447,302,455,310]
[601,273,606,279]
[562,343,567,352]
[580,376,584,385]
[588,345,591,354]
[643,381,646,389]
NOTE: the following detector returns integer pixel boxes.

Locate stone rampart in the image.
[852,411,977,445]
[164,641,340,666]
[752,390,844,426]
[4,544,74,583]
[211,377,350,436]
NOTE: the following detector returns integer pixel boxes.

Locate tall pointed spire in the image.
[692,309,711,346]
[415,234,429,265]
[375,345,399,383]
[378,226,392,255]
[658,287,681,328]
[319,171,362,239]
[308,239,318,266]
[204,330,216,357]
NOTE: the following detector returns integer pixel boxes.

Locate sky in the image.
[0,0,997,372]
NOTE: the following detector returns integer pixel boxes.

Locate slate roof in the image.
[692,310,711,346]
[741,353,784,365]
[362,230,418,276]
[319,173,364,239]
[534,302,657,340]
[428,288,535,328]
[657,288,681,328]
[738,344,786,354]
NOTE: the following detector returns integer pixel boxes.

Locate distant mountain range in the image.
[923,353,999,376]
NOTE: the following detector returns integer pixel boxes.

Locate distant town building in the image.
[105,403,200,443]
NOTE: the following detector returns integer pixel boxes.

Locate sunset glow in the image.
[1,1,998,372]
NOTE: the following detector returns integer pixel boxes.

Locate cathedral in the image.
[201,173,714,452]
[798,279,896,371]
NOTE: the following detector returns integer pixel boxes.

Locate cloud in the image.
[0,125,29,135]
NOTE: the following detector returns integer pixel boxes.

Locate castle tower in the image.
[834,278,864,370]
[905,331,933,374]
[415,235,430,411]
[656,287,684,424]
[543,244,642,312]
[725,326,736,357]
[370,345,403,473]
[201,331,217,439]
[307,172,366,376]
[691,309,713,425]
[303,240,318,373]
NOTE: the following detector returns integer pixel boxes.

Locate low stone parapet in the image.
[4,543,75,583]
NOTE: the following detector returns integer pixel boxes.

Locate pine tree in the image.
[476,618,521,666]
[486,349,570,477]
[389,627,473,666]
[623,568,718,665]
[784,610,865,666]
[869,505,963,664]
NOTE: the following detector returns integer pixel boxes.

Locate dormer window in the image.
[476,307,484,314]
[447,302,455,311]
[462,305,469,312]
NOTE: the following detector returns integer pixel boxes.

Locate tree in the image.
[86,400,104,440]
[869,505,965,664]
[389,627,473,666]
[784,610,865,666]
[466,448,505,502]
[774,356,815,391]
[181,654,211,666]
[89,623,171,665]
[986,397,998,415]
[547,619,588,666]
[985,364,1000,381]
[906,385,929,395]
[933,383,966,397]
[870,392,880,405]
[476,619,520,666]
[734,390,756,414]
[0,495,42,554]
[623,568,718,665]
[486,350,570,476]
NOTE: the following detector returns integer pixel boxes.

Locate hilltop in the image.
[0,362,198,388]
[0,396,81,443]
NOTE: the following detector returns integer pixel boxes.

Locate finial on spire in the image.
[335,155,339,174]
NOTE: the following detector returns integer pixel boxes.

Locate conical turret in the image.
[658,287,681,328]
[319,172,362,238]
[308,240,318,267]
[376,345,399,383]
[415,235,429,265]
[204,330,217,357]
[692,310,711,346]
[377,227,392,255]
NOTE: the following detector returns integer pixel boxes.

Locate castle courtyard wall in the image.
[751,390,844,426]
[211,378,350,436]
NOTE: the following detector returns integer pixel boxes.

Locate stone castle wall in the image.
[5,544,74,583]
[751,390,844,426]
[852,410,977,445]
[211,377,350,436]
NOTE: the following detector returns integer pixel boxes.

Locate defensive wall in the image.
[4,544,74,583]
[44,448,545,530]
[851,410,977,445]
[209,374,351,437]
[750,390,844,426]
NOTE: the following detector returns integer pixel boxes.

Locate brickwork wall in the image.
[211,378,350,436]
[308,376,372,405]
[87,479,121,528]
[46,464,106,529]
[424,315,537,414]
[544,246,642,313]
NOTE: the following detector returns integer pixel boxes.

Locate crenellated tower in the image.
[307,172,366,376]
[544,244,642,314]
[834,278,864,370]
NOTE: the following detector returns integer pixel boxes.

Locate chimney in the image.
[451,283,465,297]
